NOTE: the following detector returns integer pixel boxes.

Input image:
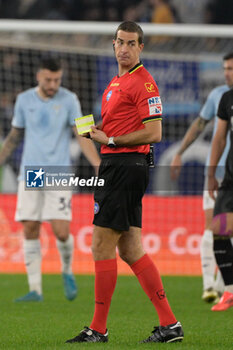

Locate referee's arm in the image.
[90,119,161,146]
[114,119,161,146]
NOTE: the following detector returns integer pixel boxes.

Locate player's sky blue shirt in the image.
[200,84,230,179]
[12,87,82,180]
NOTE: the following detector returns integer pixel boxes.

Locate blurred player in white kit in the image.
[0,57,100,302]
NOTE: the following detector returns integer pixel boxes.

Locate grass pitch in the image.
[0,274,232,350]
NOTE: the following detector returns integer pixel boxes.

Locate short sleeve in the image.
[199,90,215,121]
[217,93,228,121]
[133,81,162,124]
[11,95,25,128]
[69,93,83,126]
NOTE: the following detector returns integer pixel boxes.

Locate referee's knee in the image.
[91,242,116,261]
[118,251,129,264]
[118,250,141,265]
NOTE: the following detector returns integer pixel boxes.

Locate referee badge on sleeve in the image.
[148,97,162,116]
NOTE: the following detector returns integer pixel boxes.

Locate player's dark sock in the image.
[130,254,176,326]
[214,236,233,285]
[90,259,117,334]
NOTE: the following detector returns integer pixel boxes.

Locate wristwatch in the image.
[107,136,116,148]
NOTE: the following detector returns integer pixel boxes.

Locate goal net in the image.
[0,20,232,275]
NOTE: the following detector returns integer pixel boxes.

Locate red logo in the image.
[156,289,166,300]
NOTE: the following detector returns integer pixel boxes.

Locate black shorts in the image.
[214,182,233,216]
[93,153,149,231]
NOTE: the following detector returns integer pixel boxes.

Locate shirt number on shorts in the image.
[59,197,71,211]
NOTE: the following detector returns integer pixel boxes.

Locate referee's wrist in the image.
[107,136,116,148]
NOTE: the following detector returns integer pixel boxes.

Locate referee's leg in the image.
[118,226,177,326]
[89,225,121,334]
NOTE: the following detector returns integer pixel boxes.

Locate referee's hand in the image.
[90,126,108,145]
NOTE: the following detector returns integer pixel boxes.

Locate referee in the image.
[66,21,184,344]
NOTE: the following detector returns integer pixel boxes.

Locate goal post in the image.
[0,19,233,36]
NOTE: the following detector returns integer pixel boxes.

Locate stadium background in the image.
[0,0,233,276]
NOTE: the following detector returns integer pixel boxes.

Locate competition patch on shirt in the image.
[148,96,162,116]
[106,90,112,101]
[145,82,156,93]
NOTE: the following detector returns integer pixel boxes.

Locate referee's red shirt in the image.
[101,63,162,154]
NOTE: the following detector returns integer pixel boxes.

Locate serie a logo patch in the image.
[94,202,100,214]
[106,90,112,101]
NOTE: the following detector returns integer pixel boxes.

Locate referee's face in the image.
[37,69,63,98]
[113,30,144,72]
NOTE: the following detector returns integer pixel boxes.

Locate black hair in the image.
[114,21,144,45]
[38,57,62,71]
[223,52,233,61]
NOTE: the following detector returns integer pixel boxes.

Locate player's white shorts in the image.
[15,181,72,222]
[202,177,222,211]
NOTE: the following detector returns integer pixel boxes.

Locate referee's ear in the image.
[112,40,115,51]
